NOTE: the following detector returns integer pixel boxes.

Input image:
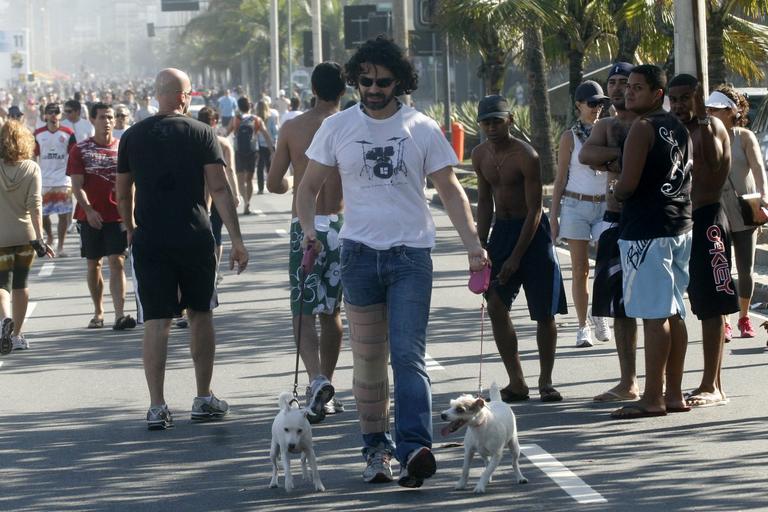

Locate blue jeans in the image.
[340,240,433,463]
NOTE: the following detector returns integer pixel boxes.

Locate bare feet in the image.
[686,391,729,408]
[611,403,667,419]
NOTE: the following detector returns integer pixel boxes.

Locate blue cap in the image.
[608,62,634,78]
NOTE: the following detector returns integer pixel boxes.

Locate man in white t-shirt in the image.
[297,37,487,488]
[34,103,77,256]
[62,100,95,142]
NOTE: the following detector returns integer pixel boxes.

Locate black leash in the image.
[292,245,317,403]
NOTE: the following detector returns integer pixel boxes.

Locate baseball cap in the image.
[44,103,61,114]
[608,62,634,79]
[705,91,737,110]
[8,105,23,118]
[477,95,510,122]
[575,80,608,103]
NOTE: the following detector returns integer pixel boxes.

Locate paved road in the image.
[1,192,767,511]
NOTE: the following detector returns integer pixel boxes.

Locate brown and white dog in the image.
[269,391,325,493]
[440,383,527,493]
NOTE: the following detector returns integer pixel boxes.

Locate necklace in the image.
[489,143,513,171]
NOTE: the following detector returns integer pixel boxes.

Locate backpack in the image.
[236,114,257,154]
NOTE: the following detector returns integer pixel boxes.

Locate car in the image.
[749,92,768,167]
[188,94,206,119]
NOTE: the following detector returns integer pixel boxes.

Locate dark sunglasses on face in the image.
[586,100,603,108]
[116,114,127,118]
[359,76,396,88]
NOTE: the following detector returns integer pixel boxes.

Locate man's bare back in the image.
[688,120,731,209]
[473,138,538,220]
[269,108,343,216]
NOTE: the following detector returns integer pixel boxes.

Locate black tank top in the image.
[620,112,693,240]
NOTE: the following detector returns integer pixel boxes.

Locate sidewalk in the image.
[430,167,768,306]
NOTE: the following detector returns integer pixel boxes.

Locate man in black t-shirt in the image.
[116,68,249,431]
[611,65,693,420]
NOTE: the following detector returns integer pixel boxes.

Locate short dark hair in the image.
[64,99,81,112]
[89,102,112,119]
[669,73,698,89]
[290,97,300,110]
[311,61,346,102]
[237,96,251,113]
[74,91,82,102]
[345,36,418,96]
[197,106,218,126]
[630,64,667,96]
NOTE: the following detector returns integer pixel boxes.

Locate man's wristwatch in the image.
[697,116,711,126]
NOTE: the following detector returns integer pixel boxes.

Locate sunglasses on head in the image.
[359,76,396,88]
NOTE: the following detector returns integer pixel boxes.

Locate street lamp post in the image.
[270,0,280,99]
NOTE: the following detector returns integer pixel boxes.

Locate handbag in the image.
[728,175,768,226]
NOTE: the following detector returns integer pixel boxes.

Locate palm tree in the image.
[706,0,768,86]
[524,25,557,183]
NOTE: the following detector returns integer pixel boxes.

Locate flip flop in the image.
[686,392,729,408]
[540,388,563,403]
[611,404,667,420]
[500,388,530,403]
[593,390,639,402]
[87,318,104,329]
[113,315,137,331]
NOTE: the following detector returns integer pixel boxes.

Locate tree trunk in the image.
[707,14,727,87]
[478,48,507,95]
[611,0,640,63]
[568,49,585,124]
[524,25,556,184]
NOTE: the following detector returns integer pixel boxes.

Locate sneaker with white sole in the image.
[147,404,174,430]
[398,447,437,488]
[1,318,14,355]
[11,334,28,350]
[191,393,229,421]
[306,375,334,424]
[592,315,611,341]
[363,449,394,483]
[576,325,593,348]
[324,397,345,415]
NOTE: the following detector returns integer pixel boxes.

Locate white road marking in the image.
[254,209,265,217]
[425,353,444,371]
[521,443,607,504]
[38,262,55,277]
[275,229,288,238]
[0,361,3,368]
[25,302,37,319]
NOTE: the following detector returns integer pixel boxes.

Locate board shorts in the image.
[592,211,626,318]
[688,203,740,320]
[289,214,343,316]
[235,151,257,174]
[78,221,128,260]
[42,186,73,216]
[619,232,692,320]
[485,213,568,320]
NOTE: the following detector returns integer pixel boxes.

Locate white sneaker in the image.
[11,334,28,350]
[592,316,611,342]
[576,325,593,347]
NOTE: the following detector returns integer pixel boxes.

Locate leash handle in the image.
[302,245,318,275]
[478,299,485,397]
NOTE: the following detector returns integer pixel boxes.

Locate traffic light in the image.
[147,23,156,37]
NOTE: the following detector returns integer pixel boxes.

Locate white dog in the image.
[269,391,325,493]
[440,382,528,493]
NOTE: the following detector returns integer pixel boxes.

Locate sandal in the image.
[113,315,137,331]
[88,317,104,329]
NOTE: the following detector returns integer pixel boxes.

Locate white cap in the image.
[705,91,737,110]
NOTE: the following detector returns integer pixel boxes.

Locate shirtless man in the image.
[668,74,738,408]
[578,62,640,402]
[473,95,568,403]
[267,62,346,423]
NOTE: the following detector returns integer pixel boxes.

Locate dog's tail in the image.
[489,382,502,402]
[278,391,295,410]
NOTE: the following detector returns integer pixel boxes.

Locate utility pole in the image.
[311,0,322,65]
[287,0,293,93]
[270,0,280,99]
[674,0,708,94]
[392,0,409,50]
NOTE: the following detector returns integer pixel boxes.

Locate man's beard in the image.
[361,90,396,111]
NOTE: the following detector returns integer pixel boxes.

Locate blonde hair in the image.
[0,120,35,163]
[256,100,270,122]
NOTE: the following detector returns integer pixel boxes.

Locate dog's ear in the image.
[473,397,486,410]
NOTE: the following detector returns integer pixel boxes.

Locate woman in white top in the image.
[550,80,609,348]
[706,86,768,339]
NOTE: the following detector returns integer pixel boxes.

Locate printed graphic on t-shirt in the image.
[658,126,692,198]
[356,136,409,185]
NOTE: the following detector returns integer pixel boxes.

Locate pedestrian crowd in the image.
[1,37,766,488]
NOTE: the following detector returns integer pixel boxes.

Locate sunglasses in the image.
[64,109,73,113]
[359,76,396,88]
[586,100,604,108]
